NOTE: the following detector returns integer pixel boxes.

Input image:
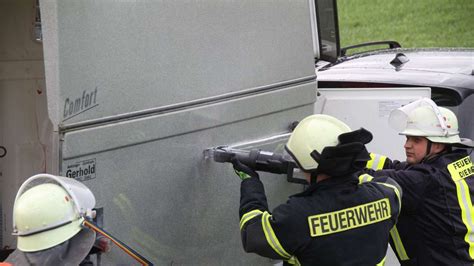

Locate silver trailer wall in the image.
[40,0,317,264]
[47,1,316,127]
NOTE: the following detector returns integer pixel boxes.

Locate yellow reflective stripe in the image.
[389,226,409,261]
[261,211,291,259]
[366,153,375,169]
[376,182,401,212]
[455,179,474,258]
[376,256,386,266]
[376,180,407,261]
[367,153,387,170]
[358,174,374,184]
[377,155,387,170]
[448,156,474,258]
[240,210,263,230]
[287,256,301,265]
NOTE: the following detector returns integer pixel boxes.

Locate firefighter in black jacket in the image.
[364,98,474,265]
[232,114,402,265]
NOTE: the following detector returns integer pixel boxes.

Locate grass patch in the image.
[337,0,474,49]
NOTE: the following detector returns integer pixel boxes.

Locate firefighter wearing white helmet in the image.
[285,114,351,172]
[364,98,474,265]
[231,114,402,266]
[4,174,96,265]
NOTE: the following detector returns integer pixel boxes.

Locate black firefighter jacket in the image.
[365,149,474,265]
[239,174,401,265]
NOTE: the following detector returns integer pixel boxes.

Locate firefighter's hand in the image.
[231,156,259,180]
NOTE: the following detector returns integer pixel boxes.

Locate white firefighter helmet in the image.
[12,174,96,252]
[389,98,474,147]
[285,114,351,171]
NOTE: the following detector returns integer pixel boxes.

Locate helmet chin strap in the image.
[310,171,318,185]
[422,139,450,163]
[426,139,432,156]
[421,139,433,163]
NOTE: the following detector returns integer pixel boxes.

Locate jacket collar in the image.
[422,149,468,165]
[291,173,359,198]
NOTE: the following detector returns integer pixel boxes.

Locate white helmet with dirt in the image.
[12,174,96,252]
[389,98,474,148]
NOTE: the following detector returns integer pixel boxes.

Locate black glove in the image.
[230,156,259,180]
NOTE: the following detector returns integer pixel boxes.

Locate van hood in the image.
[318,48,474,75]
[316,48,474,94]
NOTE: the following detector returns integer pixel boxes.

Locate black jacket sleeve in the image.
[239,177,268,217]
[364,152,432,214]
[239,177,304,261]
[366,166,431,214]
